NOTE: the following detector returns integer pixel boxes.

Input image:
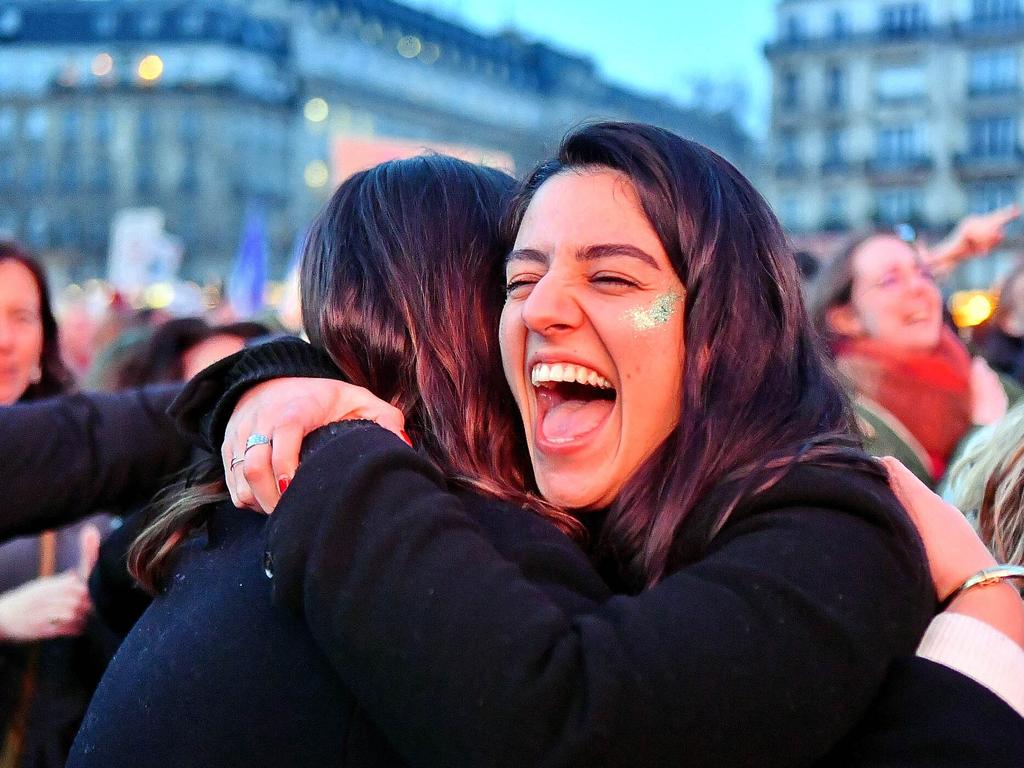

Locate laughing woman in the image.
[177,124,1022,766]
[810,233,1020,488]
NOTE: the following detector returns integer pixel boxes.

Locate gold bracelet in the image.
[939,564,1024,611]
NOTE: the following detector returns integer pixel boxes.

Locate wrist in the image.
[947,581,1024,649]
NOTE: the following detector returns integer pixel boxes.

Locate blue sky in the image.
[402,0,776,136]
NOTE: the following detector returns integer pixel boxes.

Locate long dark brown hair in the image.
[131,154,579,591]
[0,242,75,401]
[505,123,890,586]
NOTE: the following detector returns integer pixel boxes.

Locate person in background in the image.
[111,317,269,391]
[0,243,109,768]
[944,400,1024,567]
[810,232,1020,488]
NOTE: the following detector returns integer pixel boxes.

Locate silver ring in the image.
[244,433,272,453]
[230,456,246,470]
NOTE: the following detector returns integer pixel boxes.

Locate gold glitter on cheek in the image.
[625,291,683,331]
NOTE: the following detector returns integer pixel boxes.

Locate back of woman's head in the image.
[946,401,1024,566]
[133,156,546,591]
[301,154,546,508]
[0,241,74,400]
[506,122,876,584]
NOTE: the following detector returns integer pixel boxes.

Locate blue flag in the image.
[228,204,269,318]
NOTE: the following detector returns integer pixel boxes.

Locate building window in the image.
[875,63,927,102]
[62,110,80,144]
[972,0,1020,23]
[876,188,924,224]
[968,115,1017,156]
[779,196,803,230]
[24,158,45,192]
[824,193,847,228]
[880,4,928,36]
[26,207,48,248]
[826,65,845,108]
[784,14,805,42]
[877,124,926,162]
[969,49,1018,94]
[824,129,846,166]
[780,71,800,108]
[831,11,849,39]
[91,162,110,192]
[137,109,156,143]
[968,181,1018,212]
[776,130,801,175]
[0,154,14,188]
[23,107,47,141]
[59,156,79,192]
[0,107,16,139]
[95,110,112,143]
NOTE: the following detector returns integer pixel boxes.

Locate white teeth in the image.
[531,362,613,389]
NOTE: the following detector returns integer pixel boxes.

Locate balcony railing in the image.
[820,158,851,176]
[765,16,1024,56]
[967,82,1021,98]
[774,160,806,179]
[864,155,935,182]
[953,146,1024,178]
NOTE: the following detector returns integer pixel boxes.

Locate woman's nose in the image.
[520,273,583,336]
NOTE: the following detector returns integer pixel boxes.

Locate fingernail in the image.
[278,476,290,494]
[400,430,413,447]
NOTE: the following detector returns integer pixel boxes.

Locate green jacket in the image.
[855,375,1023,489]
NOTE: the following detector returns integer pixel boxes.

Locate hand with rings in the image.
[222,378,408,514]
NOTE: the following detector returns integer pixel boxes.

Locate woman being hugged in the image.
[191,124,1017,766]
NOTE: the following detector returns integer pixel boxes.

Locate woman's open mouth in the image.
[531,362,617,447]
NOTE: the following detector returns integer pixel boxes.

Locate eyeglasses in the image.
[862,262,936,294]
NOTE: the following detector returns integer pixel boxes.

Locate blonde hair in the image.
[946,401,1024,565]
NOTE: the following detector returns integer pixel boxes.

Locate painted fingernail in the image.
[278,476,290,494]
[400,430,413,447]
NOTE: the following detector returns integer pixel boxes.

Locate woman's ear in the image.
[826,304,864,337]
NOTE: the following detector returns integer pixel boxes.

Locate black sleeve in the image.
[265,422,930,768]
[2,385,190,541]
[830,656,1024,768]
[169,336,344,453]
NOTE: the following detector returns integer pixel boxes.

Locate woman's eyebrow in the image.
[577,243,660,269]
[506,248,548,265]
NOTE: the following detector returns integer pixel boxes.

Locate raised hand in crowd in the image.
[928,203,1021,275]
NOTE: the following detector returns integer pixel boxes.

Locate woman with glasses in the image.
[811,233,1021,488]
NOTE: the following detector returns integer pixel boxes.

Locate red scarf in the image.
[834,327,972,478]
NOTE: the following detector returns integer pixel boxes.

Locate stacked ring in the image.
[230,456,246,470]
[244,433,272,453]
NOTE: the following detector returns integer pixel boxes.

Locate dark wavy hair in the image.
[504,122,886,586]
[0,242,75,401]
[131,154,577,591]
[114,317,269,389]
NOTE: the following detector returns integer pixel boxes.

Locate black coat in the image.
[165,339,1024,767]
[71,417,1005,767]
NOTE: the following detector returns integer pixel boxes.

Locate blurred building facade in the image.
[0,0,751,282]
[765,0,1024,244]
